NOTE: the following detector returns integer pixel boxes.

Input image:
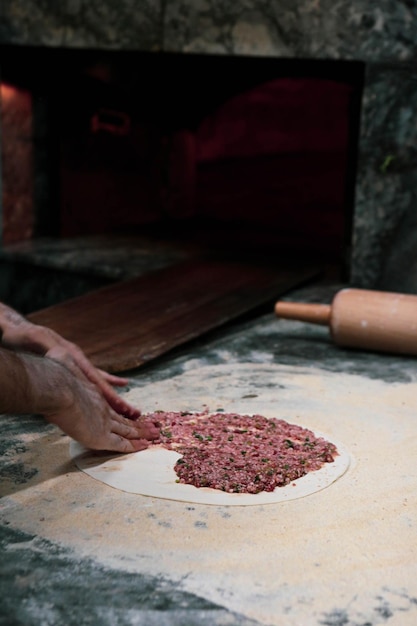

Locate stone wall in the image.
[1,0,417,291]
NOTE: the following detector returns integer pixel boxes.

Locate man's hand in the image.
[0,303,140,419]
[44,337,141,420]
[44,369,159,453]
[0,347,159,453]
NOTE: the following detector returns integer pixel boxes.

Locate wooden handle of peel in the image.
[275,288,417,356]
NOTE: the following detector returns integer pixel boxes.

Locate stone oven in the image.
[0,1,416,295]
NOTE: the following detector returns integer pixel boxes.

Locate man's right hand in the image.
[0,347,159,453]
[45,370,159,452]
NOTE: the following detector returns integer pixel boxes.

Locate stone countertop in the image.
[1,280,417,626]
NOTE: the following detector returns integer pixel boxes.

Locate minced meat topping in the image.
[146,410,338,494]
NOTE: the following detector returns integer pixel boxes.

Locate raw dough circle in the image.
[70,424,350,507]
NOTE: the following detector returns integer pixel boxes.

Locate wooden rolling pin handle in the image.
[274,301,331,327]
[275,289,417,356]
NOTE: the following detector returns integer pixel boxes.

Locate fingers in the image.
[106,391,141,420]
[91,420,156,454]
[112,415,159,441]
[97,369,129,387]
[106,435,150,454]
[87,368,139,418]
[47,343,141,419]
[98,415,154,453]
[129,438,151,452]
[73,355,141,418]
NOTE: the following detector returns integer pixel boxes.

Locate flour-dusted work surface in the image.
[1,354,417,626]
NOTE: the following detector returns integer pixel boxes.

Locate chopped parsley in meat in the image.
[146,411,338,494]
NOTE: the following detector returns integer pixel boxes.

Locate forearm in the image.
[0,347,72,416]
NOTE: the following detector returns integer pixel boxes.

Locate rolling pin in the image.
[274,288,417,356]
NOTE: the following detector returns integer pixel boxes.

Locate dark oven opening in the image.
[0,45,365,276]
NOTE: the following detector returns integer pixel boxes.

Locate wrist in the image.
[0,348,75,417]
[27,356,76,416]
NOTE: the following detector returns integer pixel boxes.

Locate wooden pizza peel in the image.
[28,257,319,372]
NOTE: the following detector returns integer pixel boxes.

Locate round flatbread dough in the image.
[70,419,350,506]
